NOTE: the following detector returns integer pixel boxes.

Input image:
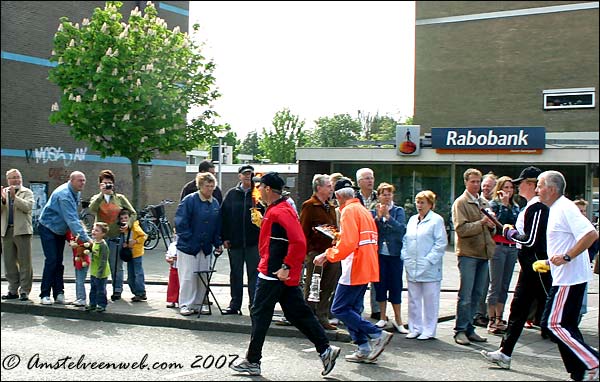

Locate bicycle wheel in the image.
[82,213,95,234]
[141,220,160,250]
[160,220,174,250]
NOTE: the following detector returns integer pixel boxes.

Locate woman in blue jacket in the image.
[401,190,447,340]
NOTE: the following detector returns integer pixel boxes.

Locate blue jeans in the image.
[89,276,108,308]
[454,256,489,335]
[487,245,518,305]
[75,266,88,301]
[38,224,65,299]
[107,238,123,294]
[332,284,382,346]
[127,256,146,296]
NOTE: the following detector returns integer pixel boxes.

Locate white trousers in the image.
[177,250,213,310]
[407,280,441,337]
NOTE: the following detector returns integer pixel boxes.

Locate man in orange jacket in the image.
[314,178,393,364]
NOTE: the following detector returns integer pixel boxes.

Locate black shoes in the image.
[2,292,18,300]
[19,293,29,301]
[110,293,122,301]
[221,307,243,315]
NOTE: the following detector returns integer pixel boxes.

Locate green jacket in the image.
[89,193,137,238]
[90,240,110,279]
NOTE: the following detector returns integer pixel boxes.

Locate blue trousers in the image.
[38,224,65,299]
[331,283,382,346]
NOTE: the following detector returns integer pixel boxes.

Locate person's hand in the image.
[313,253,327,267]
[0,187,7,202]
[481,216,495,229]
[532,260,550,273]
[376,203,386,219]
[9,185,17,198]
[273,268,290,281]
[498,190,510,204]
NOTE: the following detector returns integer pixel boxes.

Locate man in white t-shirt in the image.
[536,170,598,382]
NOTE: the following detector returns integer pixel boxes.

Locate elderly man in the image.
[314,178,393,364]
[38,171,91,305]
[452,168,496,345]
[1,169,34,301]
[180,160,223,203]
[536,171,599,381]
[299,174,340,330]
[220,165,262,315]
[230,172,340,377]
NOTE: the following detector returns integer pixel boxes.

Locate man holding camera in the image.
[1,169,34,301]
[89,170,136,301]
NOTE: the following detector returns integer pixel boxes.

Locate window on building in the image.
[187,155,197,165]
[543,88,595,109]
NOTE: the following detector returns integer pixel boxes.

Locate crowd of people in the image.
[1,163,598,380]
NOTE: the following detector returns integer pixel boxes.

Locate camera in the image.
[105,184,113,190]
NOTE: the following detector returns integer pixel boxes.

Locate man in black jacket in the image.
[220,165,262,315]
[481,166,552,369]
[180,160,223,204]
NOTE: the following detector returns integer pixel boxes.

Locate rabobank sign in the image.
[432,127,545,153]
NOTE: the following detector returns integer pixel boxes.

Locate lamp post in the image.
[216,133,226,187]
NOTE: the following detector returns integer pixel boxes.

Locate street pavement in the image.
[1,236,598,380]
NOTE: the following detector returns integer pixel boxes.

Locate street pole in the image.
[218,136,223,187]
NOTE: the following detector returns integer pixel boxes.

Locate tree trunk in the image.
[130,159,141,212]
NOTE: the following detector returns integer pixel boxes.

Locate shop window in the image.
[543,88,595,109]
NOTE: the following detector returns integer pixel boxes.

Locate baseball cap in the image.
[252,171,285,192]
[512,166,542,184]
[238,165,254,174]
[334,177,359,192]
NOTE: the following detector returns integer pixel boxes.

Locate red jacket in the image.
[257,198,306,286]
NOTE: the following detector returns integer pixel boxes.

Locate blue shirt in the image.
[39,182,90,241]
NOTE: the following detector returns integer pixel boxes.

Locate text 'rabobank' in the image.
[431,127,545,150]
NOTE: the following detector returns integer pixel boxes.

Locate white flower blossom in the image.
[141,65,146,71]
[74,23,79,29]
[101,22,107,33]
[68,94,74,101]
[96,64,102,73]
[88,83,93,89]
[119,77,125,83]
[51,50,56,56]
[112,123,116,127]
[136,79,141,87]
[146,1,153,6]
[58,57,63,64]
[141,136,147,143]
[146,63,153,71]
[51,102,59,111]
[113,98,119,104]
[110,14,117,21]
[92,94,97,101]
[135,95,140,101]
[161,115,166,119]
[173,26,180,34]
[96,136,102,142]
[158,128,165,134]
[122,114,130,121]
[69,39,75,47]
[76,58,81,65]
[64,89,68,94]
[157,82,162,89]
[147,100,152,105]
[175,108,181,114]
[148,29,156,37]
[112,49,119,57]
[58,24,63,32]
[82,18,89,26]
[75,95,81,103]
[106,47,113,56]
[103,99,108,104]
[112,68,118,76]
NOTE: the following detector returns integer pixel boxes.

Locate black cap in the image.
[512,166,542,184]
[238,165,254,174]
[252,171,285,192]
[334,177,359,192]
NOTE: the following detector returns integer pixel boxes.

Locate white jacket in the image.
[401,210,447,283]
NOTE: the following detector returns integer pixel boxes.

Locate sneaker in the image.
[140,294,147,301]
[221,307,243,315]
[166,302,178,308]
[320,345,340,376]
[406,332,420,339]
[375,319,387,328]
[110,293,121,301]
[55,294,66,304]
[180,306,194,316]
[19,293,29,301]
[345,350,377,364]
[131,295,144,302]
[480,349,511,369]
[329,318,340,326]
[73,299,86,307]
[2,292,19,300]
[95,306,106,313]
[368,330,393,361]
[41,296,53,305]
[229,358,261,376]
[583,367,599,381]
[85,305,96,311]
[417,334,434,340]
[391,321,409,334]
[454,332,470,346]
[200,304,210,315]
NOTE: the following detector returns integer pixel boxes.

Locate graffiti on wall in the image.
[25,147,88,166]
[48,168,71,183]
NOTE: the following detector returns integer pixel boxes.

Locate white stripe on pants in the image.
[177,250,213,310]
[407,280,441,337]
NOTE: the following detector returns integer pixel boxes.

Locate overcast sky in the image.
[188,1,415,139]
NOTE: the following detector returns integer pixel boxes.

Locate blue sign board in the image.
[431,127,545,149]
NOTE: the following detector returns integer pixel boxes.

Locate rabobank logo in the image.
[432,127,545,151]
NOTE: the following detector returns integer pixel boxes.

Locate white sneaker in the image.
[375,319,388,328]
[55,294,66,304]
[368,330,393,361]
[406,331,420,339]
[200,304,210,315]
[417,334,434,340]
[41,296,53,305]
[329,318,340,326]
[391,321,409,334]
[480,349,511,369]
[73,299,86,307]
[180,306,194,316]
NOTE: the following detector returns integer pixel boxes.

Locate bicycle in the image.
[139,199,174,250]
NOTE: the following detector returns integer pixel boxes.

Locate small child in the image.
[66,227,91,307]
[165,233,179,308]
[119,209,148,302]
[86,222,110,312]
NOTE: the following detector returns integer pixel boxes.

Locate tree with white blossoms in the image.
[48,1,221,210]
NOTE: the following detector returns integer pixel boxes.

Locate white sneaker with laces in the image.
[180,306,194,316]
[201,304,210,314]
[368,330,393,361]
[41,296,53,305]
[320,345,340,376]
[375,319,387,328]
[230,358,261,376]
[73,299,86,307]
[480,349,511,369]
[345,350,377,364]
[55,294,66,305]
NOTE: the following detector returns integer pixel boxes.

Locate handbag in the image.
[119,229,133,262]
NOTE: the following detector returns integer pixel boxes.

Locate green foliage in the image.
[240,130,263,159]
[357,111,402,141]
[308,114,362,147]
[259,108,306,163]
[47,1,221,208]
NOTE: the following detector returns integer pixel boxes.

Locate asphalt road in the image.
[1,312,573,381]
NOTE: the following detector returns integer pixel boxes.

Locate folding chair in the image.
[195,249,224,316]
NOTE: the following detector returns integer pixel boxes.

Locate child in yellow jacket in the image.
[118,209,147,302]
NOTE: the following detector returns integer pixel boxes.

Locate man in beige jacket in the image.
[1,169,34,301]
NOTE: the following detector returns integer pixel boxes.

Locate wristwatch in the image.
[280,263,291,271]
[562,254,571,262]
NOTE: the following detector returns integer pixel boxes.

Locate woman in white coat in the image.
[401,190,447,340]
